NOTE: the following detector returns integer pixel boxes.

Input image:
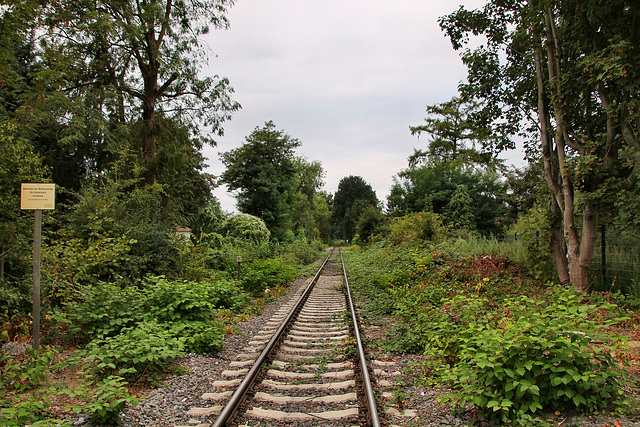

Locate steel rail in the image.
[341,249,381,427]
[212,248,334,427]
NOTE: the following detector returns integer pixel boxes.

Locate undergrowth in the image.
[344,236,638,425]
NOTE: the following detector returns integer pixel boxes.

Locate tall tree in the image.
[219,121,304,240]
[0,122,49,280]
[332,176,379,242]
[446,184,475,231]
[387,161,506,235]
[409,96,506,170]
[289,157,326,240]
[440,0,640,292]
[39,0,240,178]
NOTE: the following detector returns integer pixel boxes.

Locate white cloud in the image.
[200,0,509,212]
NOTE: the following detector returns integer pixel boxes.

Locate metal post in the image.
[601,223,606,287]
[237,256,242,281]
[32,210,42,353]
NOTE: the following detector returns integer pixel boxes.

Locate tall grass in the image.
[450,235,527,262]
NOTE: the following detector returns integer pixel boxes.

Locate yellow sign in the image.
[21,183,56,210]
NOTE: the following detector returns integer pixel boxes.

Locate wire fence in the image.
[589,223,640,293]
[494,223,640,294]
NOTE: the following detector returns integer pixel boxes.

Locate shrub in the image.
[60,277,246,342]
[0,346,58,393]
[439,289,630,424]
[83,320,185,379]
[143,277,244,322]
[386,212,446,245]
[169,321,224,354]
[60,283,147,341]
[67,373,139,426]
[241,258,296,296]
[514,204,556,282]
[223,213,271,244]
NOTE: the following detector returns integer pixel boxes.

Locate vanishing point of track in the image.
[186,248,380,426]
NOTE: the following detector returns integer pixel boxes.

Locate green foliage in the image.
[514,204,556,283]
[0,346,57,393]
[332,175,379,241]
[70,375,139,426]
[275,237,326,267]
[409,96,508,168]
[62,277,243,340]
[45,233,136,288]
[169,320,224,354]
[386,212,446,245]
[220,121,309,240]
[438,291,630,424]
[387,160,507,235]
[241,258,296,296]
[83,321,186,379]
[192,199,228,237]
[59,181,180,284]
[0,346,74,426]
[59,283,146,340]
[57,277,243,381]
[223,213,271,244]
[0,394,68,427]
[355,205,386,244]
[0,122,50,309]
[446,184,475,231]
[0,348,138,427]
[345,239,634,425]
[440,0,640,291]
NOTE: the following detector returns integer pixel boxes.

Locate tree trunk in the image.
[549,199,569,285]
[566,200,598,293]
[530,14,570,286]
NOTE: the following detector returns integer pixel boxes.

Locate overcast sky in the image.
[201,0,524,213]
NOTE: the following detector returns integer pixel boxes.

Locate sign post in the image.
[20,183,55,353]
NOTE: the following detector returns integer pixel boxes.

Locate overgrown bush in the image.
[54,277,244,381]
[241,258,296,296]
[83,320,185,379]
[437,290,630,424]
[275,237,326,266]
[386,212,446,245]
[344,240,634,425]
[0,346,58,394]
[223,213,271,244]
[514,204,556,283]
[69,374,139,425]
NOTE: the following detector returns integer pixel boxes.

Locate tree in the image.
[440,0,640,292]
[332,176,379,242]
[39,0,240,177]
[356,205,386,244]
[446,184,475,231]
[288,157,327,240]
[387,161,506,235]
[219,121,301,240]
[0,0,41,120]
[0,122,49,281]
[409,96,505,170]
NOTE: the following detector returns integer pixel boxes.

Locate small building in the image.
[174,226,192,240]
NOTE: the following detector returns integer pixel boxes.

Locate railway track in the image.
[186,249,380,426]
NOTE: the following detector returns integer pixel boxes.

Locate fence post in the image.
[601,224,606,287]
